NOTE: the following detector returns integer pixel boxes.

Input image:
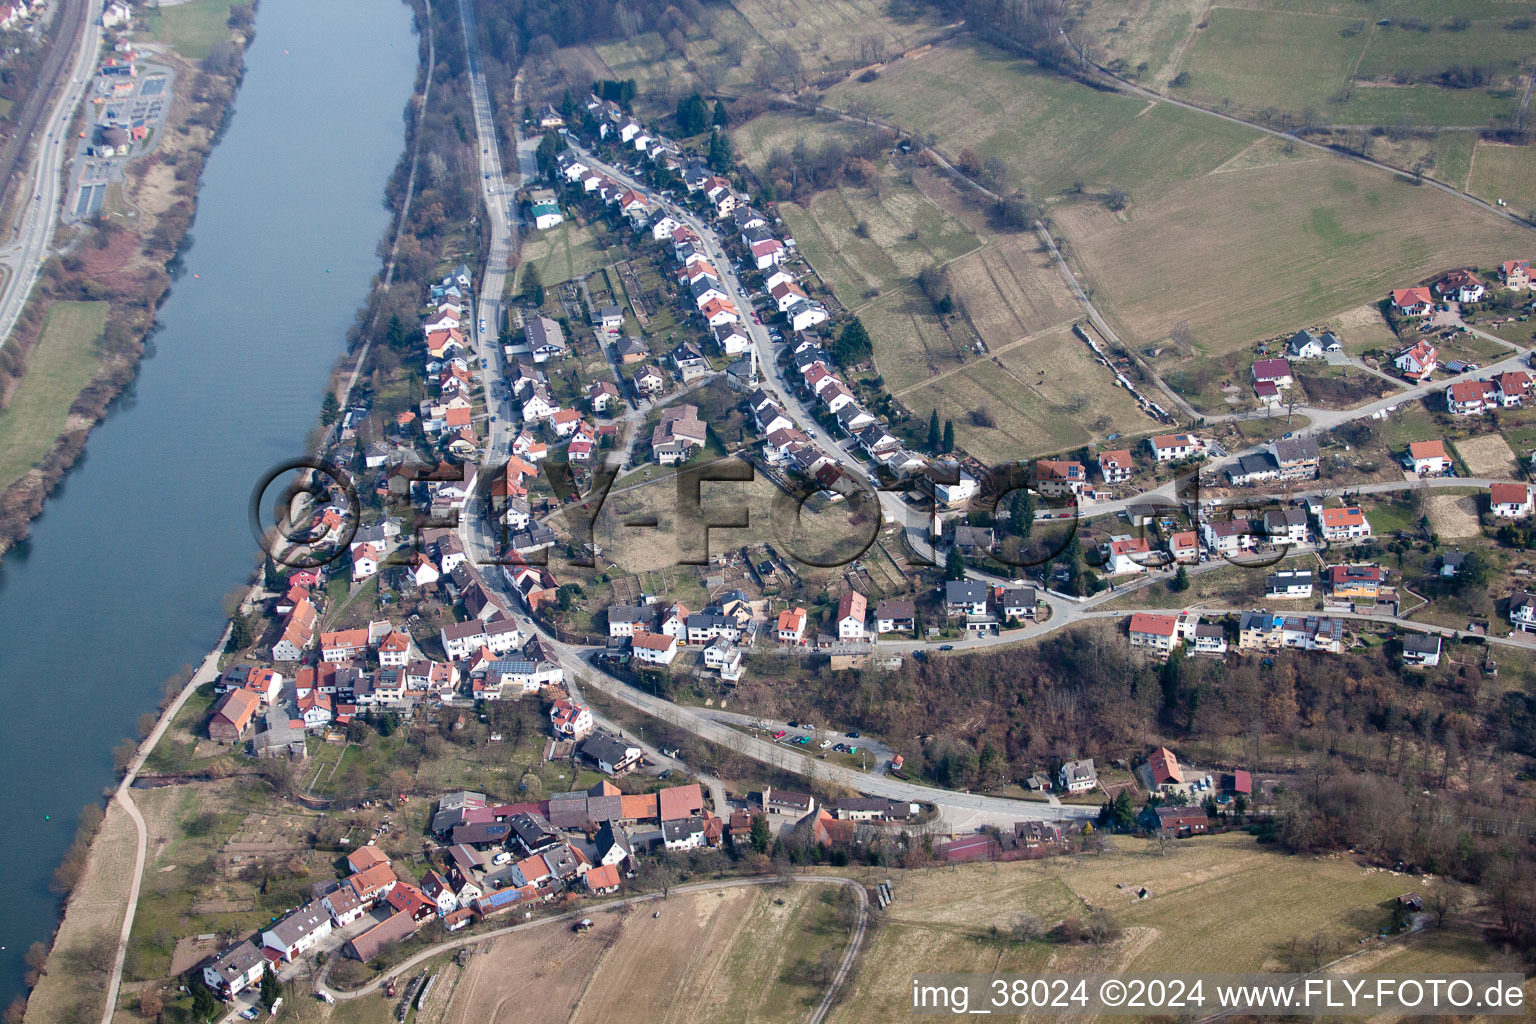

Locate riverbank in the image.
[0,7,254,555]
[18,2,433,1019]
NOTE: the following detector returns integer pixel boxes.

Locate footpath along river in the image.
[0,0,417,1007]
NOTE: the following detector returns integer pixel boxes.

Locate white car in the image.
[819,739,832,749]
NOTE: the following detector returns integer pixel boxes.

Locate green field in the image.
[0,301,109,495]
[826,44,1258,204]
[141,0,240,60]
[1330,83,1513,128]
[774,165,982,304]
[1175,7,1366,115]
[516,220,615,288]
[1468,141,1536,216]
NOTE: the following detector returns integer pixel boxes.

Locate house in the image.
[952,524,994,557]
[616,336,649,364]
[1447,379,1495,415]
[944,581,988,617]
[1500,259,1531,290]
[999,588,1037,620]
[1034,459,1089,498]
[829,590,869,640]
[261,904,332,964]
[584,863,623,894]
[1228,453,1281,486]
[1406,440,1453,475]
[1190,622,1228,655]
[931,468,979,508]
[1439,550,1467,578]
[1201,518,1256,557]
[652,404,707,465]
[1273,436,1321,480]
[1286,328,1339,359]
[762,786,815,816]
[209,689,261,743]
[607,605,654,637]
[713,322,752,355]
[1263,508,1309,545]
[1490,482,1533,519]
[1254,379,1282,406]
[633,364,666,396]
[1509,591,1536,633]
[662,816,707,851]
[1237,610,1345,653]
[1149,433,1201,462]
[1097,449,1134,483]
[321,884,368,927]
[526,316,567,363]
[1251,358,1294,388]
[345,911,420,964]
[750,238,786,269]
[833,798,914,822]
[875,599,916,634]
[531,200,563,229]
[549,699,594,741]
[1391,286,1434,317]
[1319,506,1371,542]
[578,732,644,775]
[1266,570,1314,598]
[1401,633,1442,668]
[1058,758,1097,793]
[786,298,829,332]
[1148,746,1183,788]
[586,379,621,413]
[440,619,490,661]
[1103,537,1153,575]
[1167,530,1199,565]
[1128,612,1180,654]
[631,631,679,666]
[1495,371,1533,407]
[1394,341,1438,381]
[201,940,266,999]
[776,606,808,644]
[1141,805,1209,836]
[1327,563,1383,600]
[272,598,317,661]
[1435,269,1485,303]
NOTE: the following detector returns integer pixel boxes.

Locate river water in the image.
[0,0,416,1006]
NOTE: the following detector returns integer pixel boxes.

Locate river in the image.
[0,0,417,1007]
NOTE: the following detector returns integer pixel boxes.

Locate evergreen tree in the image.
[1007,488,1034,538]
[1170,565,1190,591]
[263,555,281,590]
[385,312,404,350]
[942,419,955,453]
[707,130,734,173]
[676,93,709,135]
[833,316,872,364]
[319,390,340,426]
[712,99,729,127]
[191,981,221,1022]
[749,813,770,852]
[927,409,941,451]
[226,613,253,652]
[259,967,281,1007]
[945,546,966,580]
[522,262,545,306]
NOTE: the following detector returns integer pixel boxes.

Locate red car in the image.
[772,730,787,740]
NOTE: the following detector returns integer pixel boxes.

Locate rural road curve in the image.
[317,874,871,1023]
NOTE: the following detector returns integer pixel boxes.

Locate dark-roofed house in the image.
[1401,632,1442,668]
[578,732,643,775]
[945,580,988,617]
[662,816,708,851]
[508,812,561,856]
[1140,805,1209,836]
[452,820,511,847]
[547,792,592,829]
[875,599,916,634]
[762,786,815,816]
[201,940,266,998]
[833,798,914,821]
[261,903,332,963]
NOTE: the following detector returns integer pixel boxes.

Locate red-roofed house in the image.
[777,606,808,645]
[1500,259,1531,290]
[1251,358,1293,388]
[1446,379,1495,416]
[1128,612,1180,653]
[1394,341,1438,381]
[1391,287,1434,316]
[1490,483,1533,519]
[1148,746,1183,788]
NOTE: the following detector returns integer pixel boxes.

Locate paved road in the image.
[0,2,102,351]
[317,875,870,1009]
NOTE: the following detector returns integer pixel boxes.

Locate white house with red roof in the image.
[776,606,808,645]
[1490,483,1533,519]
[1102,537,1154,575]
[1128,612,1180,654]
[1390,286,1434,316]
[1500,259,1531,289]
[1446,379,1495,416]
[1251,358,1293,388]
[1394,340,1438,381]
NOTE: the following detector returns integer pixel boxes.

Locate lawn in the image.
[516,220,615,288]
[1331,83,1513,128]
[1467,141,1536,217]
[141,0,240,60]
[0,300,109,495]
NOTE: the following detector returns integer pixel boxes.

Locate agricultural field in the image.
[0,300,109,496]
[772,163,982,306]
[1173,7,1367,115]
[830,832,1485,1024]
[825,44,1259,204]
[436,884,854,1024]
[731,110,881,177]
[1063,0,1207,88]
[730,0,952,77]
[1050,157,1531,361]
[1467,141,1536,217]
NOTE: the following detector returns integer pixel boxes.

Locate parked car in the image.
[772,730,787,740]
